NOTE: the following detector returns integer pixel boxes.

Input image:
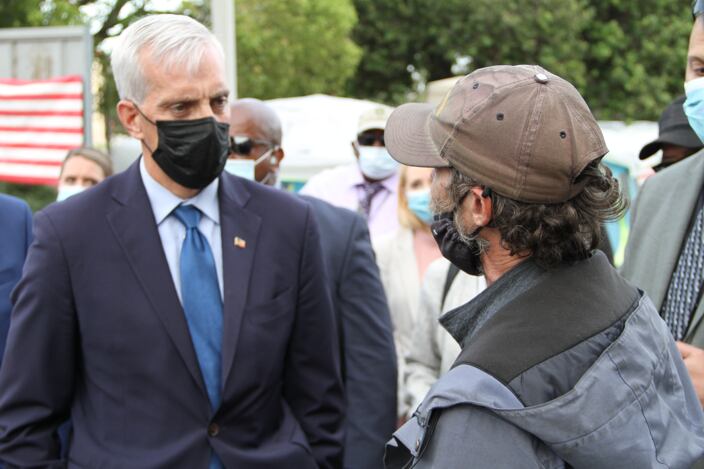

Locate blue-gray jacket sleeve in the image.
[413,406,546,469]
[340,214,397,469]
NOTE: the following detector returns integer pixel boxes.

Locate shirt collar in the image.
[440,258,542,345]
[139,157,220,226]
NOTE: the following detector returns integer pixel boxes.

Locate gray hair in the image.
[231,98,283,146]
[110,14,224,103]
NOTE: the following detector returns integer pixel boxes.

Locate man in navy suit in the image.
[0,14,344,469]
[0,194,32,365]
[227,98,398,469]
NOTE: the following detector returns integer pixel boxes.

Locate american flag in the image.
[0,75,84,185]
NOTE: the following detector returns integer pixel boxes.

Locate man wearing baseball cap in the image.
[300,106,399,240]
[639,95,702,172]
[383,65,704,468]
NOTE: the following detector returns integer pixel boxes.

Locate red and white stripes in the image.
[0,75,84,185]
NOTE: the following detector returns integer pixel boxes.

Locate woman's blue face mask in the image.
[406,188,434,225]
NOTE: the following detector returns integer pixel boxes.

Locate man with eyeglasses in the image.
[623,3,704,457]
[226,99,284,185]
[300,106,400,241]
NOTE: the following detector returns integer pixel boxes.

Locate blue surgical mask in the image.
[406,188,433,225]
[684,77,704,144]
[56,184,86,202]
[358,146,398,180]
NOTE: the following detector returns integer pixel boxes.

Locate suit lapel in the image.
[684,157,704,336]
[218,174,262,386]
[636,153,704,338]
[638,155,704,310]
[687,302,704,342]
[106,162,208,400]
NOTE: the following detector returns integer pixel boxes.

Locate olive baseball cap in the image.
[385,65,608,203]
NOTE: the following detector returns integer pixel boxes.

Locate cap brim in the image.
[357,119,387,134]
[638,140,663,159]
[385,103,449,168]
[639,128,703,159]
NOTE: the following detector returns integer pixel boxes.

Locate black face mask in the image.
[431,212,484,276]
[137,107,230,189]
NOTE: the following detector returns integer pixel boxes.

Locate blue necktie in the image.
[172,205,224,469]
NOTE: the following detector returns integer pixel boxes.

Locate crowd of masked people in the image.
[2,5,704,469]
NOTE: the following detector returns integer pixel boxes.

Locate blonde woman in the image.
[373,165,442,420]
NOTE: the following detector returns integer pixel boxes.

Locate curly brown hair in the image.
[447,160,628,269]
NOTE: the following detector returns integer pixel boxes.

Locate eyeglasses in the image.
[694,0,703,18]
[230,136,274,156]
[357,133,385,146]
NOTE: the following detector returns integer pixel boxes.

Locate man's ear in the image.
[273,147,285,166]
[465,186,493,227]
[351,141,360,159]
[116,100,144,140]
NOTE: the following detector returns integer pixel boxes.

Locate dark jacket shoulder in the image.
[0,193,31,218]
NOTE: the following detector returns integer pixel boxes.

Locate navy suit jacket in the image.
[302,196,397,469]
[0,162,345,469]
[0,194,32,364]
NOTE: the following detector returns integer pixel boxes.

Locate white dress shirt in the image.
[139,157,224,302]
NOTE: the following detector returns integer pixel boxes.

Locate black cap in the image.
[639,95,703,160]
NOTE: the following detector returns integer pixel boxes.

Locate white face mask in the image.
[56,184,86,202]
[224,149,277,182]
[357,146,398,180]
[224,159,255,180]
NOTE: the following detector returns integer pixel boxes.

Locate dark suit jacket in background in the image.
[621,149,704,469]
[0,162,345,469]
[302,195,397,469]
[621,151,704,347]
[0,194,32,365]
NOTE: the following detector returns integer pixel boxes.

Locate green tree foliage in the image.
[0,182,57,212]
[347,0,692,121]
[583,1,691,120]
[236,0,362,99]
[348,0,592,104]
[0,1,43,27]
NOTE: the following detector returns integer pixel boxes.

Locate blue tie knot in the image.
[173,205,201,229]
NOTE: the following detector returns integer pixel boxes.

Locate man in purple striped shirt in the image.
[300,106,400,241]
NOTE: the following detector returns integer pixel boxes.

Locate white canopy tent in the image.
[599,120,658,174]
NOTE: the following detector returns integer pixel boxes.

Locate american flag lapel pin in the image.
[234,237,247,249]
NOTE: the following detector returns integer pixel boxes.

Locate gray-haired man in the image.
[383,65,704,468]
[0,14,344,468]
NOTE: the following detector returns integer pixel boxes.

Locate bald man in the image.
[228,99,398,469]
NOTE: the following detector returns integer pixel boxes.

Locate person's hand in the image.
[677,341,704,407]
